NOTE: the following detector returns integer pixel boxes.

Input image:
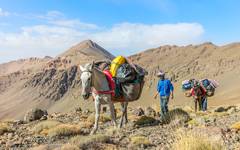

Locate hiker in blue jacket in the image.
[154,71,174,117]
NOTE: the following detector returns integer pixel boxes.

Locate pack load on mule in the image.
[97,55,147,101]
[80,58,147,134]
[182,78,218,97]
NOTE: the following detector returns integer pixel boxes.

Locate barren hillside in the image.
[1,40,240,120]
[0,40,113,120]
[129,42,240,107]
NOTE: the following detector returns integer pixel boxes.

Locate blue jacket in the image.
[157,79,174,96]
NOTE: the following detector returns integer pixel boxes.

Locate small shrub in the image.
[173,130,225,150]
[231,121,240,130]
[70,134,110,149]
[130,135,151,146]
[48,124,82,137]
[87,113,111,124]
[159,108,190,125]
[32,120,61,134]
[211,112,229,117]
[0,123,11,135]
[134,116,156,126]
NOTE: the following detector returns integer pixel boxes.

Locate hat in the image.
[157,70,165,77]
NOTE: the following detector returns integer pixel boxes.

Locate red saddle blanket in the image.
[103,70,115,97]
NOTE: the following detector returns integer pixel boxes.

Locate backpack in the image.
[182,82,192,90]
[116,63,136,83]
[182,80,193,91]
[200,79,217,97]
[202,79,210,88]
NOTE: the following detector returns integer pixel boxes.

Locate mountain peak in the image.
[76,39,95,49]
[59,39,114,64]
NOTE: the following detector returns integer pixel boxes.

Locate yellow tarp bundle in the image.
[110,56,126,77]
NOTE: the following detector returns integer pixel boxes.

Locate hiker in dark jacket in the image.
[154,71,174,117]
[190,80,208,112]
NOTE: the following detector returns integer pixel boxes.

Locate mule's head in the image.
[80,63,94,100]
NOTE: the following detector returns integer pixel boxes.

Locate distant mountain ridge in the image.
[1,40,240,120]
[129,42,240,107]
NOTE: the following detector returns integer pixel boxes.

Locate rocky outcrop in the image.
[24,65,81,101]
[24,108,48,123]
[145,107,156,117]
[132,107,145,116]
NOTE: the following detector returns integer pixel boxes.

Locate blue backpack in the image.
[182,82,192,90]
[202,79,210,88]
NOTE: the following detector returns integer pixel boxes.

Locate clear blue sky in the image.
[0,0,240,63]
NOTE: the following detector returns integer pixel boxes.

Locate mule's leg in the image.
[119,102,128,128]
[91,97,101,135]
[108,100,117,128]
[124,102,128,124]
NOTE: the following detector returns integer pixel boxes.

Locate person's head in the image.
[157,70,165,80]
[192,80,200,90]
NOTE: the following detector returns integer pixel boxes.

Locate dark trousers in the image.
[160,96,169,116]
[202,97,208,111]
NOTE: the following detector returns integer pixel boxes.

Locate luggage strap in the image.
[92,87,114,95]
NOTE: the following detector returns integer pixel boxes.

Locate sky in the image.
[0,0,240,63]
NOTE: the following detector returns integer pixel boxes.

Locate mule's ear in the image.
[79,65,84,71]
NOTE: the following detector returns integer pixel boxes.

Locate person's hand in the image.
[154,95,158,99]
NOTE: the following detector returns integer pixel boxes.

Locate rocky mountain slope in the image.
[0,57,52,76]
[0,40,113,120]
[129,42,240,107]
[1,40,240,121]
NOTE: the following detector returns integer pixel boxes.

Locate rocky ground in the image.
[0,105,240,150]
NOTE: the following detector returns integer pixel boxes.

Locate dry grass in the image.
[187,119,199,126]
[105,127,120,136]
[47,124,82,137]
[130,135,151,146]
[173,130,225,150]
[32,120,61,134]
[61,144,79,150]
[151,103,160,113]
[128,114,141,122]
[78,121,94,129]
[183,105,195,113]
[211,112,229,117]
[231,121,240,130]
[87,113,112,124]
[70,134,110,149]
[0,123,11,135]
